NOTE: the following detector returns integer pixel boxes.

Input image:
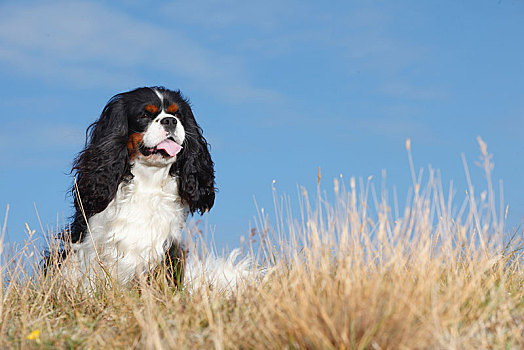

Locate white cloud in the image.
[0,1,282,103]
[160,0,307,30]
[0,120,84,149]
[0,118,85,169]
[378,82,446,101]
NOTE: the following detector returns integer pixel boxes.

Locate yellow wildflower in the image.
[26,330,40,341]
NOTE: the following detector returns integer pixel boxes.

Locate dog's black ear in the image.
[70,96,129,242]
[174,108,215,214]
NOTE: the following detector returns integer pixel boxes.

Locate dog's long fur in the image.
[50,87,250,291]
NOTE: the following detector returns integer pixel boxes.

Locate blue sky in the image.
[1,0,523,250]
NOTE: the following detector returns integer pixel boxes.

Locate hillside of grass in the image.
[1,138,522,349]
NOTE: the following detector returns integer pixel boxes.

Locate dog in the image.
[51,87,250,291]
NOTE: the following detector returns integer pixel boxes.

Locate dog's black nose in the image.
[160,117,177,130]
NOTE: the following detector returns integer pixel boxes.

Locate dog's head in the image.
[70,87,215,242]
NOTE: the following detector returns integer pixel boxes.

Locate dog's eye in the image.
[141,113,150,119]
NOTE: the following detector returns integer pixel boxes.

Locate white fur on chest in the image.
[74,160,188,285]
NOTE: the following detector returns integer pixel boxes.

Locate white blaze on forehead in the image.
[153,89,164,102]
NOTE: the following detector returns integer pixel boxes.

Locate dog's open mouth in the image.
[140,137,182,158]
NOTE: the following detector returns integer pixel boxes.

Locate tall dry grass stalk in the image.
[1,138,522,349]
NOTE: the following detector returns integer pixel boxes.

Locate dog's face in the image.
[125,88,188,166]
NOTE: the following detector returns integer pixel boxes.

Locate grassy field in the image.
[1,138,522,349]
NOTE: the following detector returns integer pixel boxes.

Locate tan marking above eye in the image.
[166,104,179,113]
[145,104,159,114]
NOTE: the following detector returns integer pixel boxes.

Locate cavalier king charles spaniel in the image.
[52,87,250,291]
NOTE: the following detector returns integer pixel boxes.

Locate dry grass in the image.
[1,138,523,349]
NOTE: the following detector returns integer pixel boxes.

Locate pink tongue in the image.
[156,139,182,157]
